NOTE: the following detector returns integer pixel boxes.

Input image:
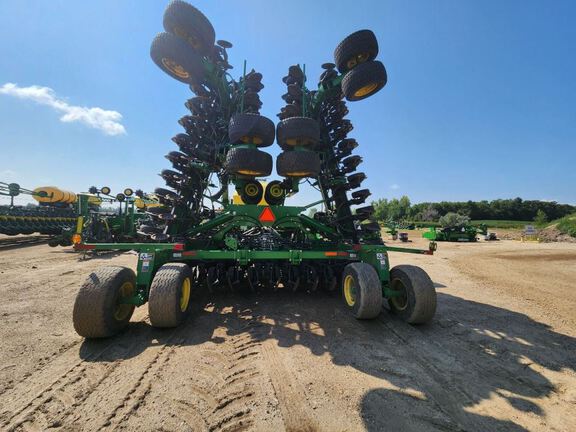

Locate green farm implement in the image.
[72,1,438,339]
[53,186,159,247]
[422,224,488,242]
[0,182,76,236]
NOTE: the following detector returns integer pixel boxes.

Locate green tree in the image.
[439,212,470,228]
[534,209,548,226]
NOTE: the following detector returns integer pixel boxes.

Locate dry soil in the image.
[0,233,575,431]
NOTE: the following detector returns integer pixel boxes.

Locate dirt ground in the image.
[0,233,575,432]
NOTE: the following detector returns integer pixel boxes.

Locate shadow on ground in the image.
[78,286,575,431]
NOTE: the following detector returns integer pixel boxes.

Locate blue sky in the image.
[0,0,574,206]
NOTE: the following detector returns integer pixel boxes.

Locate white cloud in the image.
[390,183,400,190]
[0,83,126,136]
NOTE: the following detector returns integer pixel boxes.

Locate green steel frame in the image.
[76,201,436,307]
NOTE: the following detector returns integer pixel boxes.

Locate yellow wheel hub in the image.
[269,185,283,198]
[343,274,356,307]
[354,83,379,98]
[180,277,191,312]
[347,52,370,70]
[245,184,259,196]
[390,279,408,311]
[162,57,190,79]
[114,281,134,321]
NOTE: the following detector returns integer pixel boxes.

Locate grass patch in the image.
[553,214,576,237]
[470,220,532,229]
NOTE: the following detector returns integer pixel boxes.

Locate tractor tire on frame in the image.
[150,32,204,84]
[388,265,437,324]
[73,266,136,338]
[229,113,275,147]
[341,262,383,319]
[264,180,285,205]
[163,0,215,55]
[276,117,320,148]
[225,147,273,177]
[342,60,387,102]
[334,29,379,73]
[276,150,320,178]
[148,263,193,328]
[239,180,264,205]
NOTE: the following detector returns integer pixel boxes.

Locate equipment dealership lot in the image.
[1,234,574,431]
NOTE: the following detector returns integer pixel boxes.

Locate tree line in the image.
[371,196,576,223]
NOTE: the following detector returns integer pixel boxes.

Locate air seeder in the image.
[72,1,438,338]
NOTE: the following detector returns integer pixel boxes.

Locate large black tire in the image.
[264,180,285,205]
[239,180,264,205]
[73,266,136,338]
[334,30,379,73]
[163,0,215,55]
[276,117,320,148]
[276,150,320,178]
[388,265,437,324]
[150,32,204,84]
[341,262,383,319]
[342,60,387,102]
[225,147,272,177]
[228,113,275,147]
[149,263,193,328]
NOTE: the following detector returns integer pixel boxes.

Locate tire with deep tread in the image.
[73,266,136,338]
[229,113,275,147]
[389,265,437,324]
[341,262,383,319]
[342,60,387,102]
[163,0,215,55]
[150,32,204,84]
[276,117,320,148]
[276,150,320,178]
[149,263,193,328]
[225,147,272,177]
[334,30,379,73]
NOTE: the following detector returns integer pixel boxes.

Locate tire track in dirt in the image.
[158,324,266,432]
[0,340,82,399]
[376,317,487,431]
[0,316,152,431]
[261,339,318,432]
[377,315,551,431]
[102,341,178,431]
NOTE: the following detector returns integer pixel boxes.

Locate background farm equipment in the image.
[0,182,76,236]
[422,224,488,242]
[72,1,438,339]
[383,220,415,240]
[52,186,160,247]
[422,211,488,242]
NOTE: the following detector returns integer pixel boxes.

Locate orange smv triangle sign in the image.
[258,207,276,223]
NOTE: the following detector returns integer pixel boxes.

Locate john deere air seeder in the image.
[72,1,438,338]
